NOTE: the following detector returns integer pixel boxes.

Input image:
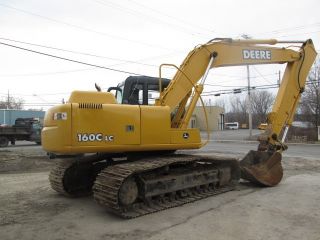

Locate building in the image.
[0,109,45,126]
[190,106,224,131]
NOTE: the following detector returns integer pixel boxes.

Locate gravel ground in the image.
[0,144,52,173]
[0,142,320,240]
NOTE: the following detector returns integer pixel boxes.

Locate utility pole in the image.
[316,66,319,127]
[241,34,253,138]
[7,90,10,110]
[247,65,252,138]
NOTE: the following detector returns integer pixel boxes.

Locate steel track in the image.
[93,154,239,218]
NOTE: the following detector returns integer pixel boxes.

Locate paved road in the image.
[197,129,320,160]
[199,141,320,159]
[205,129,262,141]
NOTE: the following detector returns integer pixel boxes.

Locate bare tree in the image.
[0,96,24,110]
[250,90,274,127]
[226,95,248,124]
[213,98,227,111]
[299,58,320,126]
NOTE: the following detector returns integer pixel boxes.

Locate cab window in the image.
[116,84,124,104]
[147,84,160,105]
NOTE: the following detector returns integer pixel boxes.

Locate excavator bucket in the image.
[239,150,283,187]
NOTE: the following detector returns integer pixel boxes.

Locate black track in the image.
[93,154,239,218]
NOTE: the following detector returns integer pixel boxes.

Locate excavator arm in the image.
[158,38,316,148]
[265,40,317,148]
[157,38,316,186]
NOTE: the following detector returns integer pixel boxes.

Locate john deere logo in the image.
[243,49,271,60]
[183,133,189,139]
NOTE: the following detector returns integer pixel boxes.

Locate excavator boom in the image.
[42,38,316,218]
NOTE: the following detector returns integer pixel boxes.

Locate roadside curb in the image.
[209,139,320,146]
[209,140,257,144]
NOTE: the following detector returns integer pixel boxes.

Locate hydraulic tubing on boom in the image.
[157,38,316,186]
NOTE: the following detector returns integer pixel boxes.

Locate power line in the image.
[0,41,142,75]
[0,3,175,51]
[127,0,214,34]
[0,68,92,77]
[92,0,207,38]
[252,66,274,85]
[276,30,320,38]
[0,37,160,68]
[22,103,61,106]
[257,22,320,35]
[0,37,185,76]
[213,72,278,79]
[202,80,319,97]
[204,83,248,88]
[208,72,279,85]
[0,91,69,97]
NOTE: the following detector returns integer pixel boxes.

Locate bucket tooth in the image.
[240,150,283,187]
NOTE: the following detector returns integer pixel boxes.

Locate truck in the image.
[0,118,42,147]
[42,38,316,218]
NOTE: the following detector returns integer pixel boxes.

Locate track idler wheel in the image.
[118,178,139,206]
[49,160,96,197]
[239,150,283,187]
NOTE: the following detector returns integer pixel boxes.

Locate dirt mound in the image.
[0,147,53,173]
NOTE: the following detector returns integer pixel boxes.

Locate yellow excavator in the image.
[42,38,316,218]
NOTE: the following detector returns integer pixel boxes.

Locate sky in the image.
[0,0,319,110]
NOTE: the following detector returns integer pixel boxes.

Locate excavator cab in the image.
[108,76,171,105]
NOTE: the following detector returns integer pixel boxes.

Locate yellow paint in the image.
[71,104,141,146]
[42,94,202,154]
[42,39,317,155]
[68,91,117,104]
[140,106,171,144]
